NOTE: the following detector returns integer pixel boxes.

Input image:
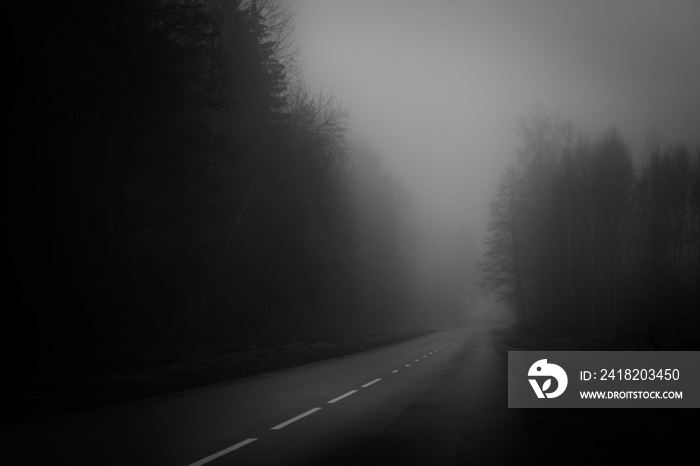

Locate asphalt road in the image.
[5,320,532,465]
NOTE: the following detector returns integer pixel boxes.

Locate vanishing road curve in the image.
[7,323,532,465]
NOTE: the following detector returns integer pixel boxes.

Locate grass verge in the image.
[2,331,430,435]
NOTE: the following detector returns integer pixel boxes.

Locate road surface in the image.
[4,320,532,465]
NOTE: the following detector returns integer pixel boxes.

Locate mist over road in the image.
[5,300,529,466]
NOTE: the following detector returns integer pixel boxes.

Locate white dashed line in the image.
[188,438,258,466]
[328,390,357,404]
[271,408,322,430]
[361,378,382,388]
[189,339,462,464]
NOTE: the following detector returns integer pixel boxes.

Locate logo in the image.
[528,359,568,398]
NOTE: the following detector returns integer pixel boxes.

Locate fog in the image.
[6,3,700,459]
[5,0,697,362]
[289,0,700,247]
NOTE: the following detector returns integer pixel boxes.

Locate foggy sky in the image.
[286,0,700,247]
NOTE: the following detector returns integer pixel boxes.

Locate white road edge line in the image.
[271,408,322,430]
[328,390,358,404]
[361,378,381,388]
[188,438,257,466]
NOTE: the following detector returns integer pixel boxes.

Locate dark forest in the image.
[5,1,475,378]
[482,108,700,346]
[3,1,700,464]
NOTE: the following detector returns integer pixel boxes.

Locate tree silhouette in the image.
[483,108,699,343]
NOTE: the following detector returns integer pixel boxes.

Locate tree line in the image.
[482,108,700,342]
[6,0,466,374]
